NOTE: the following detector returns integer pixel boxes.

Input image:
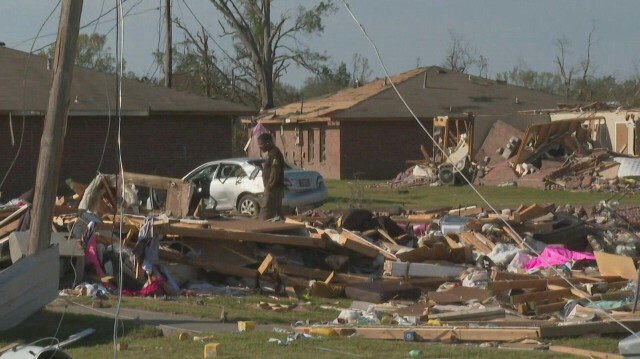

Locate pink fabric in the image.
[84,234,105,277]
[525,246,595,270]
[103,277,165,297]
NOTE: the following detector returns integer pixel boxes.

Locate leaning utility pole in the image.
[28,0,83,255]
[163,0,172,88]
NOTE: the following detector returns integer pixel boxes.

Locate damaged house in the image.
[244,67,569,180]
[0,46,256,199]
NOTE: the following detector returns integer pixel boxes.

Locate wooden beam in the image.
[274,262,369,284]
[352,326,540,342]
[549,346,623,359]
[429,307,505,321]
[510,288,573,305]
[257,254,274,275]
[155,223,326,248]
[338,230,397,260]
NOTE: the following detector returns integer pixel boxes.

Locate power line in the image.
[11,0,130,48]
[112,0,126,357]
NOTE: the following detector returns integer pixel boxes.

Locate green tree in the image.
[302,62,351,99]
[210,0,336,110]
[41,33,116,72]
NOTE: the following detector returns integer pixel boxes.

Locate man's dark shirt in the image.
[262,146,285,190]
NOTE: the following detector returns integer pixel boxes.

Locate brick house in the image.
[0,47,256,199]
[245,67,568,180]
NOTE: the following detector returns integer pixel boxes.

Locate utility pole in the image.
[164,0,172,88]
[28,0,83,255]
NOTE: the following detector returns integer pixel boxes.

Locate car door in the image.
[210,163,247,210]
[186,163,219,209]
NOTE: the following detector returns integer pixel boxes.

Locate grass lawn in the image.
[0,309,625,358]
[69,294,351,324]
[320,179,640,210]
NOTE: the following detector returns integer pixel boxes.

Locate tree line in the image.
[40,1,640,109]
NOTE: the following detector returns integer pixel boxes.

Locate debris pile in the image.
[3,170,640,345]
[393,117,640,193]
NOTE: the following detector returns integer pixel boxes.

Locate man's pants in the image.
[259,187,284,220]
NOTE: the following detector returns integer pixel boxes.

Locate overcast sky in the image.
[2,0,640,87]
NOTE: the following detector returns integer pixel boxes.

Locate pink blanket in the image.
[525,246,595,270]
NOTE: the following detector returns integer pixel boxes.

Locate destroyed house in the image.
[245,67,568,180]
[0,46,256,199]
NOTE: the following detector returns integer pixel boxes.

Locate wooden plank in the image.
[337,232,379,258]
[339,230,397,260]
[459,231,492,254]
[158,249,263,279]
[429,307,505,321]
[533,300,567,315]
[491,270,540,281]
[510,288,573,305]
[444,235,461,249]
[257,254,274,275]
[502,225,526,248]
[155,223,326,248]
[540,319,640,338]
[518,204,549,221]
[353,326,540,342]
[0,205,29,229]
[549,345,623,359]
[487,279,548,293]
[377,229,397,245]
[274,263,368,284]
[396,244,471,263]
[0,219,19,239]
[0,343,21,355]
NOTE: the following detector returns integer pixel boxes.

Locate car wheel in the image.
[238,194,260,216]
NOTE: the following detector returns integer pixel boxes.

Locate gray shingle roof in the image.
[0,46,256,117]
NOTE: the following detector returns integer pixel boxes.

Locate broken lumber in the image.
[351,326,540,342]
[429,307,505,321]
[273,262,369,284]
[548,346,623,359]
[155,223,326,248]
[510,288,573,305]
[338,229,398,260]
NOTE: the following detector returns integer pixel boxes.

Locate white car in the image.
[183,157,328,215]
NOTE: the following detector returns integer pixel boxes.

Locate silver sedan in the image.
[183,157,328,215]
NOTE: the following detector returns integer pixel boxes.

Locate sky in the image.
[2,0,640,87]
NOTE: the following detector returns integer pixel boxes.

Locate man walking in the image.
[258,133,285,220]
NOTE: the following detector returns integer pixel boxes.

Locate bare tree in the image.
[351,53,372,87]
[577,21,597,100]
[210,0,336,110]
[442,30,477,73]
[476,55,488,78]
[555,37,576,98]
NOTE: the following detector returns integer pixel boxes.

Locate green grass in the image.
[319,179,640,210]
[0,310,624,358]
[70,294,351,324]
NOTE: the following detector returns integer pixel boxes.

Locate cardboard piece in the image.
[594,252,637,280]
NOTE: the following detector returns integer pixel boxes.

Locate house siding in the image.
[339,120,433,180]
[254,123,341,179]
[0,115,232,199]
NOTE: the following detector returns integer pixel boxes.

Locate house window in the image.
[308,129,315,162]
[319,128,326,163]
